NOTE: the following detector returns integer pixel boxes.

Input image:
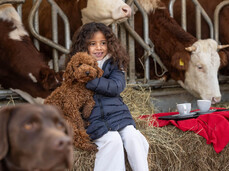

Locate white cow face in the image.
[81,0,131,25]
[180,39,221,104]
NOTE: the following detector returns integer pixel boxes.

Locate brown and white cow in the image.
[162,0,229,75]
[21,0,132,61]
[0,4,62,104]
[135,0,229,103]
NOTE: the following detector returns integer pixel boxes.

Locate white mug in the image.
[177,103,191,115]
[197,100,211,112]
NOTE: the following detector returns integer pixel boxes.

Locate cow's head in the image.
[173,39,223,104]
[81,0,131,25]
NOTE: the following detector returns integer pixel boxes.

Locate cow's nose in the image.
[212,96,221,104]
[122,5,131,17]
[53,136,72,151]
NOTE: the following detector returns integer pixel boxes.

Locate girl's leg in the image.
[93,131,125,171]
[119,125,149,171]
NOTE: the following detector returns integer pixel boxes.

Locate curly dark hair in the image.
[69,22,129,71]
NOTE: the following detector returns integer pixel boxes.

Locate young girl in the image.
[70,22,149,171]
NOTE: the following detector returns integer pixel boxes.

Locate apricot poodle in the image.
[45,52,103,151]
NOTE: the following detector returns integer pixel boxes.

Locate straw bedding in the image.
[70,87,229,171]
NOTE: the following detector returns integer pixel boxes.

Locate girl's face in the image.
[87,31,108,61]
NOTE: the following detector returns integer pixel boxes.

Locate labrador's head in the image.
[0,104,73,171]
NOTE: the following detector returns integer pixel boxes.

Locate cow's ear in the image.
[0,107,13,160]
[77,0,87,9]
[40,67,54,90]
[171,51,190,71]
[218,50,229,69]
[40,67,50,81]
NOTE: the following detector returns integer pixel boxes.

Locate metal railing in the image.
[214,0,229,44]
[15,0,229,86]
[169,0,214,39]
[28,0,70,72]
[121,0,168,84]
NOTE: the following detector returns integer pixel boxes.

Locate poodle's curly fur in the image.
[45,52,103,151]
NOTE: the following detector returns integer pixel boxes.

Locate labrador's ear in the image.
[0,107,13,160]
[65,122,73,139]
[52,105,73,138]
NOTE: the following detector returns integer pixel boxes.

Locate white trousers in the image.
[93,125,149,171]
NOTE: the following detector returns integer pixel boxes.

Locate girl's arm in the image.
[86,67,125,97]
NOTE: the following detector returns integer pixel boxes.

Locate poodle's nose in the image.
[85,71,90,76]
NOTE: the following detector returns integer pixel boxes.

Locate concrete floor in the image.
[1,83,229,112]
[151,83,229,112]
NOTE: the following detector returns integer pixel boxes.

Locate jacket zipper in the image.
[97,96,110,130]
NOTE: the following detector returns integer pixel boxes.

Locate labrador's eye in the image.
[23,122,38,131]
[56,122,65,131]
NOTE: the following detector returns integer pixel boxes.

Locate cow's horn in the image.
[217,45,229,50]
[185,46,196,52]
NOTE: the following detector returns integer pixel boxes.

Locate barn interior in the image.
[1,0,229,170]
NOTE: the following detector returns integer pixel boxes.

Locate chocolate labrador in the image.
[0,104,73,171]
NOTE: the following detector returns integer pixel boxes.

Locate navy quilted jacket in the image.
[86,58,136,140]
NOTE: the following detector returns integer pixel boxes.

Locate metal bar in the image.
[126,0,134,6]
[111,23,118,37]
[192,0,214,38]
[51,5,59,72]
[214,0,229,43]
[127,2,136,84]
[16,3,22,17]
[123,21,168,74]
[181,0,187,31]
[169,0,176,17]
[32,0,40,50]
[47,0,71,50]
[134,0,150,81]
[195,6,201,39]
[120,24,127,48]
[28,0,70,54]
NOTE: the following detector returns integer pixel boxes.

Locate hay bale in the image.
[70,87,229,171]
[71,125,229,171]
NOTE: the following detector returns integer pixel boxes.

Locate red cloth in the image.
[139,108,229,153]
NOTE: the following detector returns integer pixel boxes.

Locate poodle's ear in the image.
[63,60,75,84]
[0,107,13,160]
[94,61,104,78]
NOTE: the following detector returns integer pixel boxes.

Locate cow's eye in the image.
[197,65,203,70]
